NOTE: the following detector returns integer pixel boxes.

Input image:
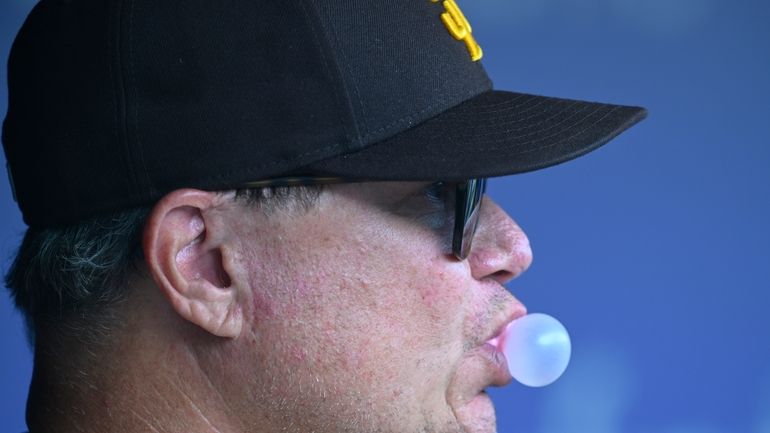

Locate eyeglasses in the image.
[452,177,487,259]
[239,177,487,260]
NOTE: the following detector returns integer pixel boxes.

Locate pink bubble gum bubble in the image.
[501,313,572,387]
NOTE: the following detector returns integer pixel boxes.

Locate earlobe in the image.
[143,189,243,338]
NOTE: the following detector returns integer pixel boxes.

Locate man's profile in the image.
[1,0,645,432]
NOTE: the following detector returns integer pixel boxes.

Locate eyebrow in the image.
[391,181,433,198]
[386,181,441,211]
[334,181,437,212]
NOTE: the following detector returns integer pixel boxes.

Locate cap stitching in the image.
[116,0,140,206]
[453,105,618,155]
[480,98,558,123]
[470,95,545,116]
[438,92,531,114]
[442,101,576,132]
[299,0,359,147]
[361,85,487,141]
[441,96,575,121]
[127,0,154,199]
[455,104,606,150]
[468,92,528,109]
[512,106,620,155]
[458,96,551,119]
[309,4,491,146]
[356,104,612,157]
[449,101,585,140]
[310,3,370,141]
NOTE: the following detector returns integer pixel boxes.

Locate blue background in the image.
[2,0,769,431]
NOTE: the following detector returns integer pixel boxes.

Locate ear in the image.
[143,189,242,338]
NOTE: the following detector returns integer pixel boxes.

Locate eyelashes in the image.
[392,182,454,224]
[423,182,449,208]
[386,182,455,251]
[416,182,455,233]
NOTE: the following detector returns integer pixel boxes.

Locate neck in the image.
[26,317,244,433]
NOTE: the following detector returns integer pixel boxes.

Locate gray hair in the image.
[5,185,323,346]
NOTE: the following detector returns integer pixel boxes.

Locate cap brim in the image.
[302,90,647,181]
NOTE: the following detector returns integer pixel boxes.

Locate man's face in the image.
[219,182,532,433]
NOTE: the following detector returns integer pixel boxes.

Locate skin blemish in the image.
[291,347,306,361]
[418,268,453,312]
[251,293,274,318]
[292,281,315,298]
[420,284,443,309]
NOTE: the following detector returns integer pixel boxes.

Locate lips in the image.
[448,345,509,433]
[447,299,527,432]
[479,342,512,386]
[485,300,527,348]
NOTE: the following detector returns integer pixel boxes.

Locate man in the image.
[2,0,645,432]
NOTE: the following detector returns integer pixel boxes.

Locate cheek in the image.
[410,257,469,331]
[250,292,276,319]
[359,257,469,385]
[243,204,470,383]
[418,273,445,310]
[416,266,463,311]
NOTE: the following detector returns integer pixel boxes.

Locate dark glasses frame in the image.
[239,176,487,260]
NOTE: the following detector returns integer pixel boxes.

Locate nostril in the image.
[469,248,520,284]
[490,269,515,283]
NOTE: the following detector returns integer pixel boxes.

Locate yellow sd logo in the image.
[431,0,483,61]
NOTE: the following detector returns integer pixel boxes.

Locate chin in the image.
[453,391,498,433]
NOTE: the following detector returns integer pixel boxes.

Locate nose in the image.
[467,196,533,285]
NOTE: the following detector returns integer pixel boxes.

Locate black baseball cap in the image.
[2,0,646,227]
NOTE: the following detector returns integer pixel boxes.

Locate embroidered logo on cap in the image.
[431,0,483,61]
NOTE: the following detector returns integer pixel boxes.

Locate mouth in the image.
[485,301,527,352]
[448,301,527,432]
[476,299,528,387]
[479,342,512,387]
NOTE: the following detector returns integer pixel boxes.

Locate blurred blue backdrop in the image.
[1,0,769,432]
